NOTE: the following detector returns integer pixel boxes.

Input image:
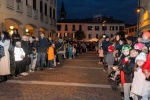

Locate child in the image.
[118,44,131,99]
[14,41,25,77]
[130,52,149,100]
[121,49,139,100]
[134,42,144,53]
[98,46,104,65]
[106,45,115,74]
[68,44,73,59]
[47,43,54,69]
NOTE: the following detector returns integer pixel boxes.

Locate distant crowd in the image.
[0,29,96,82]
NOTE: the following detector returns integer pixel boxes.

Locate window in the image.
[102,26,107,31]
[119,26,124,31]
[44,4,47,16]
[79,25,82,31]
[57,25,61,31]
[53,9,55,19]
[64,33,68,37]
[40,1,43,13]
[88,34,91,39]
[72,25,76,31]
[65,25,67,31]
[26,0,28,5]
[88,26,93,30]
[96,34,98,38]
[116,26,118,31]
[33,0,36,10]
[95,26,99,31]
[49,7,52,18]
[110,26,114,31]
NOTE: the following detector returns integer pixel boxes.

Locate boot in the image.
[4,75,7,82]
[0,76,4,83]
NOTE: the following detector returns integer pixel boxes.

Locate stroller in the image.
[108,71,121,91]
[108,61,121,91]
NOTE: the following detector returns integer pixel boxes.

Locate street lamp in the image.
[102,21,106,35]
[136,0,146,36]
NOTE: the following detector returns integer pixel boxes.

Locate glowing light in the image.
[10,26,14,30]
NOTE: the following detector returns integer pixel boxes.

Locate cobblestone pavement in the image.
[0,51,122,100]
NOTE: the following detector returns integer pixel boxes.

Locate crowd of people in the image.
[0,29,94,83]
[97,32,150,100]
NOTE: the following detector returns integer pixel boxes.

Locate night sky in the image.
[57,0,138,24]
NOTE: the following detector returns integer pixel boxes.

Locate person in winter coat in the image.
[11,29,21,46]
[102,36,111,70]
[118,44,131,98]
[130,52,149,100]
[55,38,64,66]
[141,52,150,99]
[36,32,49,70]
[121,49,139,100]
[21,36,29,76]
[0,31,10,82]
[14,41,25,78]
[106,45,115,74]
[47,43,54,69]
[98,46,104,65]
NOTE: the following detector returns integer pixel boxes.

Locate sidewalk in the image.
[0,51,122,100]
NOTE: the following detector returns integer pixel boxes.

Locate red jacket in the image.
[142,53,150,72]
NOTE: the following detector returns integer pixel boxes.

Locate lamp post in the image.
[102,21,106,35]
[136,0,146,36]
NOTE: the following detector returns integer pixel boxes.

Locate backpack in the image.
[0,45,5,59]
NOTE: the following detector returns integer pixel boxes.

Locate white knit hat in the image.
[135,52,147,62]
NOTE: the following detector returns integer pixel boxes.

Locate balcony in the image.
[6,0,14,9]
[16,1,23,13]
[44,15,48,23]
[27,5,32,17]
[33,9,38,19]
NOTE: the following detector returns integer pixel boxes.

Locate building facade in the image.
[125,25,137,36]
[57,18,125,39]
[139,0,150,32]
[0,0,57,37]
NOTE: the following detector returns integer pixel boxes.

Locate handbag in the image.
[8,42,14,53]
[0,45,5,59]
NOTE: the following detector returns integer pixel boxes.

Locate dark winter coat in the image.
[102,40,110,55]
[122,57,135,83]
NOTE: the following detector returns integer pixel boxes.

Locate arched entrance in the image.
[26,24,37,36]
[39,27,49,37]
[4,18,22,36]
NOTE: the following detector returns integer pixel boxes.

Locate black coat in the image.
[102,40,110,55]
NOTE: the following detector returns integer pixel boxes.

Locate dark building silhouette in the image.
[60,0,66,20]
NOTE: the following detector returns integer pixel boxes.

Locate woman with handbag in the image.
[0,31,10,83]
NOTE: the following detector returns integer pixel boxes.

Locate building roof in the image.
[57,16,125,24]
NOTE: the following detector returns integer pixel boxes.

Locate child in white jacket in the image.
[130,52,149,100]
[14,41,25,78]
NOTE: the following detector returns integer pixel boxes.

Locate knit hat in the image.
[108,45,115,52]
[134,43,144,50]
[135,52,147,62]
[16,41,21,46]
[142,32,150,39]
[122,45,131,52]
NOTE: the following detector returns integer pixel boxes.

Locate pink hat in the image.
[134,43,144,50]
